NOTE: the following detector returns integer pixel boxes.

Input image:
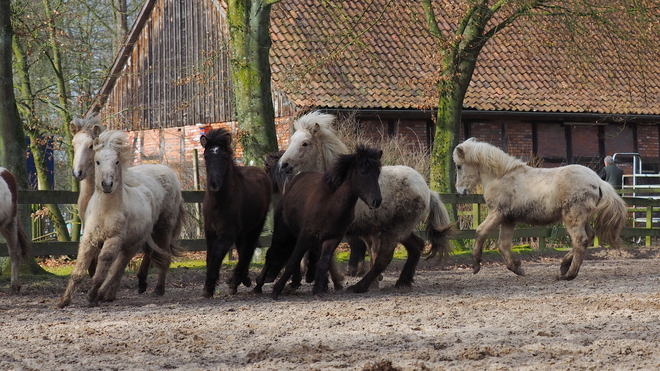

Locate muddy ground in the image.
[1,247,660,370]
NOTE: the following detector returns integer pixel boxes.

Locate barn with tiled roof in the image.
[92,0,660,173]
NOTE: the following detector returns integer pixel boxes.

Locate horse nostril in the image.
[280,162,289,170]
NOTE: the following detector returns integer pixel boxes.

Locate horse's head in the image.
[326,144,383,209]
[453,139,481,195]
[70,116,105,181]
[93,130,130,194]
[200,128,233,192]
[279,111,348,174]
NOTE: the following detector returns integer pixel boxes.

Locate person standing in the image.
[599,155,624,190]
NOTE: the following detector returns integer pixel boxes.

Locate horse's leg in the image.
[137,243,152,294]
[203,233,234,298]
[472,213,503,274]
[96,247,133,303]
[272,237,314,300]
[87,237,123,306]
[328,256,344,291]
[57,238,98,308]
[498,222,524,276]
[229,232,259,294]
[253,222,295,294]
[346,235,367,277]
[396,233,424,288]
[347,239,397,293]
[312,237,343,296]
[151,233,173,296]
[559,219,592,281]
[1,223,21,293]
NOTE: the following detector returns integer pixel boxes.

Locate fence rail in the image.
[0,191,658,257]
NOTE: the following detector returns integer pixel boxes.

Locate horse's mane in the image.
[72,114,105,137]
[294,111,349,169]
[94,130,134,169]
[454,138,526,177]
[323,144,381,191]
[204,128,234,157]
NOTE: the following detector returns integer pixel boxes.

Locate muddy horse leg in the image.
[559,221,591,280]
[472,213,502,274]
[498,222,524,276]
[313,237,343,296]
[57,237,98,308]
[347,239,396,293]
[272,236,315,300]
[203,233,234,298]
[345,235,367,277]
[396,233,424,288]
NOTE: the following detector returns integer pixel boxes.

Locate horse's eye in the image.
[88,145,93,149]
[95,161,100,165]
[457,165,462,170]
[115,161,119,165]
[302,142,308,147]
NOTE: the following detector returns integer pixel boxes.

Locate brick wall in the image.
[604,124,634,155]
[470,122,503,147]
[637,125,659,159]
[537,123,566,159]
[571,125,599,159]
[505,122,533,159]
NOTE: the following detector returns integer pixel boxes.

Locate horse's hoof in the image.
[242,276,252,287]
[395,279,413,288]
[346,284,368,294]
[271,291,280,300]
[87,300,99,308]
[252,286,262,294]
[378,274,383,282]
[138,285,147,294]
[558,274,577,281]
[56,300,69,309]
[202,289,214,298]
[472,264,481,274]
[333,283,343,291]
[154,287,165,296]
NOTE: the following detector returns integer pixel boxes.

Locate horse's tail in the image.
[16,219,31,260]
[594,183,628,248]
[424,191,454,260]
[169,200,187,258]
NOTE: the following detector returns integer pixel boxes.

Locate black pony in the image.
[255,145,383,299]
[201,128,271,296]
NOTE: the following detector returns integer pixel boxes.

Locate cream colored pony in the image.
[58,130,183,308]
[0,168,30,293]
[70,116,185,294]
[453,137,628,280]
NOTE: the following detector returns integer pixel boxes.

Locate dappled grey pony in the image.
[453,137,628,280]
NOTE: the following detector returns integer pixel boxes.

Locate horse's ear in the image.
[455,147,465,160]
[378,150,383,159]
[70,123,79,135]
[93,138,100,148]
[91,124,104,137]
[200,135,208,148]
[311,123,320,135]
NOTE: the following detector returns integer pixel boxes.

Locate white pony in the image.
[278,111,452,293]
[453,137,628,280]
[0,168,31,293]
[70,116,185,294]
[58,130,183,308]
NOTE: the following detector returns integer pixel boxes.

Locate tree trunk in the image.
[227,0,279,166]
[13,34,71,242]
[0,0,48,275]
[42,0,77,241]
[112,0,128,55]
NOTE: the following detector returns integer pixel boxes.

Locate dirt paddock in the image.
[2,247,660,370]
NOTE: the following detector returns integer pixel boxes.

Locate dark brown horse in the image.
[254,145,383,299]
[201,128,271,297]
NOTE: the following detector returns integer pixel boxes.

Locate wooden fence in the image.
[0,191,658,257]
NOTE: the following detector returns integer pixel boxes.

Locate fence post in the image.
[192,149,202,237]
[472,203,480,229]
[647,206,653,247]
